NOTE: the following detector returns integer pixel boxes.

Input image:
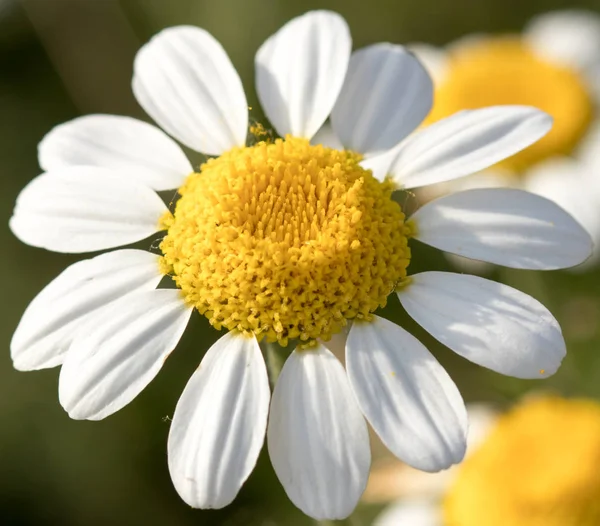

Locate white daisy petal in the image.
[331,44,433,156]
[133,26,248,155]
[255,10,351,139]
[59,289,192,420]
[411,188,593,269]
[38,115,192,191]
[360,145,403,182]
[11,250,163,371]
[387,106,553,189]
[268,344,370,520]
[374,499,442,526]
[346,316,467,472]
[10,167,167,253]
[398,272,566,379]
[311,122,344,150]
[168,332,269,509]
[526,10,600,75]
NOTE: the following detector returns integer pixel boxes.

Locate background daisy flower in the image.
[373,396,600,526]
[6,7,594,524]
[410,10,600,264]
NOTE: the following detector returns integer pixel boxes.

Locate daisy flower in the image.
[373,396,600,526]
[9,10,593,521]
[410,10,600,262]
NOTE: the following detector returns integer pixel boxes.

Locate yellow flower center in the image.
[444,397,600,526]
[160,136,411,346]
[427,37,594,172]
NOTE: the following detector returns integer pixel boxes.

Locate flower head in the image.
[159,137,410,345]
[9,10,593,521]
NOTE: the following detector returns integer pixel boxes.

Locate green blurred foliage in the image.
[2,0,600,524]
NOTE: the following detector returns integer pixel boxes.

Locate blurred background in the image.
[2,0,600,524]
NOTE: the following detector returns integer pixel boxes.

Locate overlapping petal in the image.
[38,115,192,191]
[133,26,248,155]
[380,106,552,188]
[346,316,467,472]
[168,332,270,509]
[331,43,433,156]
[59,289,192,420]
[255,10,351,139]
[11,250,163,371]
[410,188,593,269]
[398,272,566,379]
[10,167,167,253]
[268,344,370,520]
[311,122,344,150]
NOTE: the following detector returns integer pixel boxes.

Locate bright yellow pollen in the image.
[444,396,600,526]
[427,37,594,172]
[160,136,411,346]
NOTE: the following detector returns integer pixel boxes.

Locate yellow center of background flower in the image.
[160,136,410,346]
[443,396,600,526]
[427,37,594,173]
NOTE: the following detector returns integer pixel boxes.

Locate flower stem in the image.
[263,341,286,389]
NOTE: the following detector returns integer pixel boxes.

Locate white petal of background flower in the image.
[59,289,192,420]
[38,115,193,191]
[331,43,433,156]
[463,404,500,451]
[374,499,441,526]
[398,272,566,379]
[268,344,370,520]
[411,188,593,269]
[10,167,168,253]
[346,316,467,472]
[386,106,553,189]
[255,10,351,139]
[133,26,248,156]
[525,158,600,255]
[168,332,270,509]
[11,249,163,371]
[445,33,490,56]
[577,120,600,169]
[526,10,600,77]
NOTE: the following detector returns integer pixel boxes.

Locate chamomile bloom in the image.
[374,397,600,526]
[411,10,600,259]
[9,10,593,521]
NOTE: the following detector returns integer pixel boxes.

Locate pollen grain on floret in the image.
[160,136,411,346]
